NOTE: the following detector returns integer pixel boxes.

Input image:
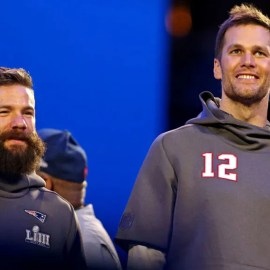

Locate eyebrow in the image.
[0,105,35,111]
[228,43,268,50]
[252,45,269,52]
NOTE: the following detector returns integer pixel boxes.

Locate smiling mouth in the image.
[236,74,258,80]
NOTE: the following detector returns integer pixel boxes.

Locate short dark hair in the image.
[215,4,270,60]
[0,67,33,89]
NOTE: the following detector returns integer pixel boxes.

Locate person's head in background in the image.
[0,67,45,176]
[37,128,88,209]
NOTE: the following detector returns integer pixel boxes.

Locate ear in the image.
[214,58,222,80]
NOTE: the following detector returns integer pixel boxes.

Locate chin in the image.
[5,144,28,153]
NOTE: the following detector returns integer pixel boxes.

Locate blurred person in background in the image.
[38,128,122,270]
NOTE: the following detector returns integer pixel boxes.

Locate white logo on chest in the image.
[25,225,50,248]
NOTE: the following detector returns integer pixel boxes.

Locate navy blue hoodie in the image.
[0,171,86,269]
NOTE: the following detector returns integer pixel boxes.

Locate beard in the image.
[222,73,270,106]
[0,130,45,176]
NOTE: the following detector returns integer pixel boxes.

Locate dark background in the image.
[168,0,270,129]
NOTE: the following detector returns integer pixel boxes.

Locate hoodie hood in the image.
[0,172,45,198]
[187,91,270,150]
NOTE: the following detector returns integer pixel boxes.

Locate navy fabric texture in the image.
[38,128,87,183]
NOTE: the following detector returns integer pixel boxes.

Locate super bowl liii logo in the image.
[25,225,50,248]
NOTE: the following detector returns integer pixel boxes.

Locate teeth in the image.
[238,75,255,79]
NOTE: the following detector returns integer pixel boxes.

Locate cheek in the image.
[263,63,270,75]
[223,56,239,69]
[26,118,36,131]
[0,118,12,131]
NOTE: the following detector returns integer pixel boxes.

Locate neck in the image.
[220,94,269,128]
[0,172,28,192]
[54,187,85,209]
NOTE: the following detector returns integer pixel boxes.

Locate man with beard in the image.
[115,4,270,270]
[0,67,86,269]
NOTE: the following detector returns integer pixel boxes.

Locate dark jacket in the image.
[0,172,86,269]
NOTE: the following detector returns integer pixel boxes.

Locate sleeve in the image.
[127,245,165,270]
[115,134,177,252]
[77,206,122,269]
[99,244,122,270]
[64,208,87,269]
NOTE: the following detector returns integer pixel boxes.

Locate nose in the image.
[11,114,27,130]
[241,52,255,67]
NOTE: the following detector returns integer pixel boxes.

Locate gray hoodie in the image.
[0,172,86,269]
[116,91,270,270]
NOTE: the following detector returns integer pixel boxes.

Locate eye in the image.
[23,110,34,117]
[0,109,9,115]
[230,49,242,55]
[254,50,267,57]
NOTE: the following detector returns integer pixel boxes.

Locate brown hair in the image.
[215,4,270,60]
[0,67,33,88]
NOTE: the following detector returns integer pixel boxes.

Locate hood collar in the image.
[0,172,45,198]
[187,91,270,150]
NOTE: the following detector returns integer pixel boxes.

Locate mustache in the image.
[0,130,34,143]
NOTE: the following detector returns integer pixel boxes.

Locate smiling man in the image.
[0,83,43,176]
[115,4,270,270]
[0,67,86,269]
[214,20,270,125]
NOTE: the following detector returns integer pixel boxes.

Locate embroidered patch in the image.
[25,225,50,248]
[119,212,134,230]
[24,210,47,223]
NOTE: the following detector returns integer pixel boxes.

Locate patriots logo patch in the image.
[24,210,47,223]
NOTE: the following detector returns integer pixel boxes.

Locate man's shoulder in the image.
[30,186,74,212]
[153,123,198,149]
[159,123,197,139]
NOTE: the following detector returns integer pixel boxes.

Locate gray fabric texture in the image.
[116,91,270,270]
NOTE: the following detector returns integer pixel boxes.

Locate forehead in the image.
[0,84,35,108]
[223,24,270,48]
